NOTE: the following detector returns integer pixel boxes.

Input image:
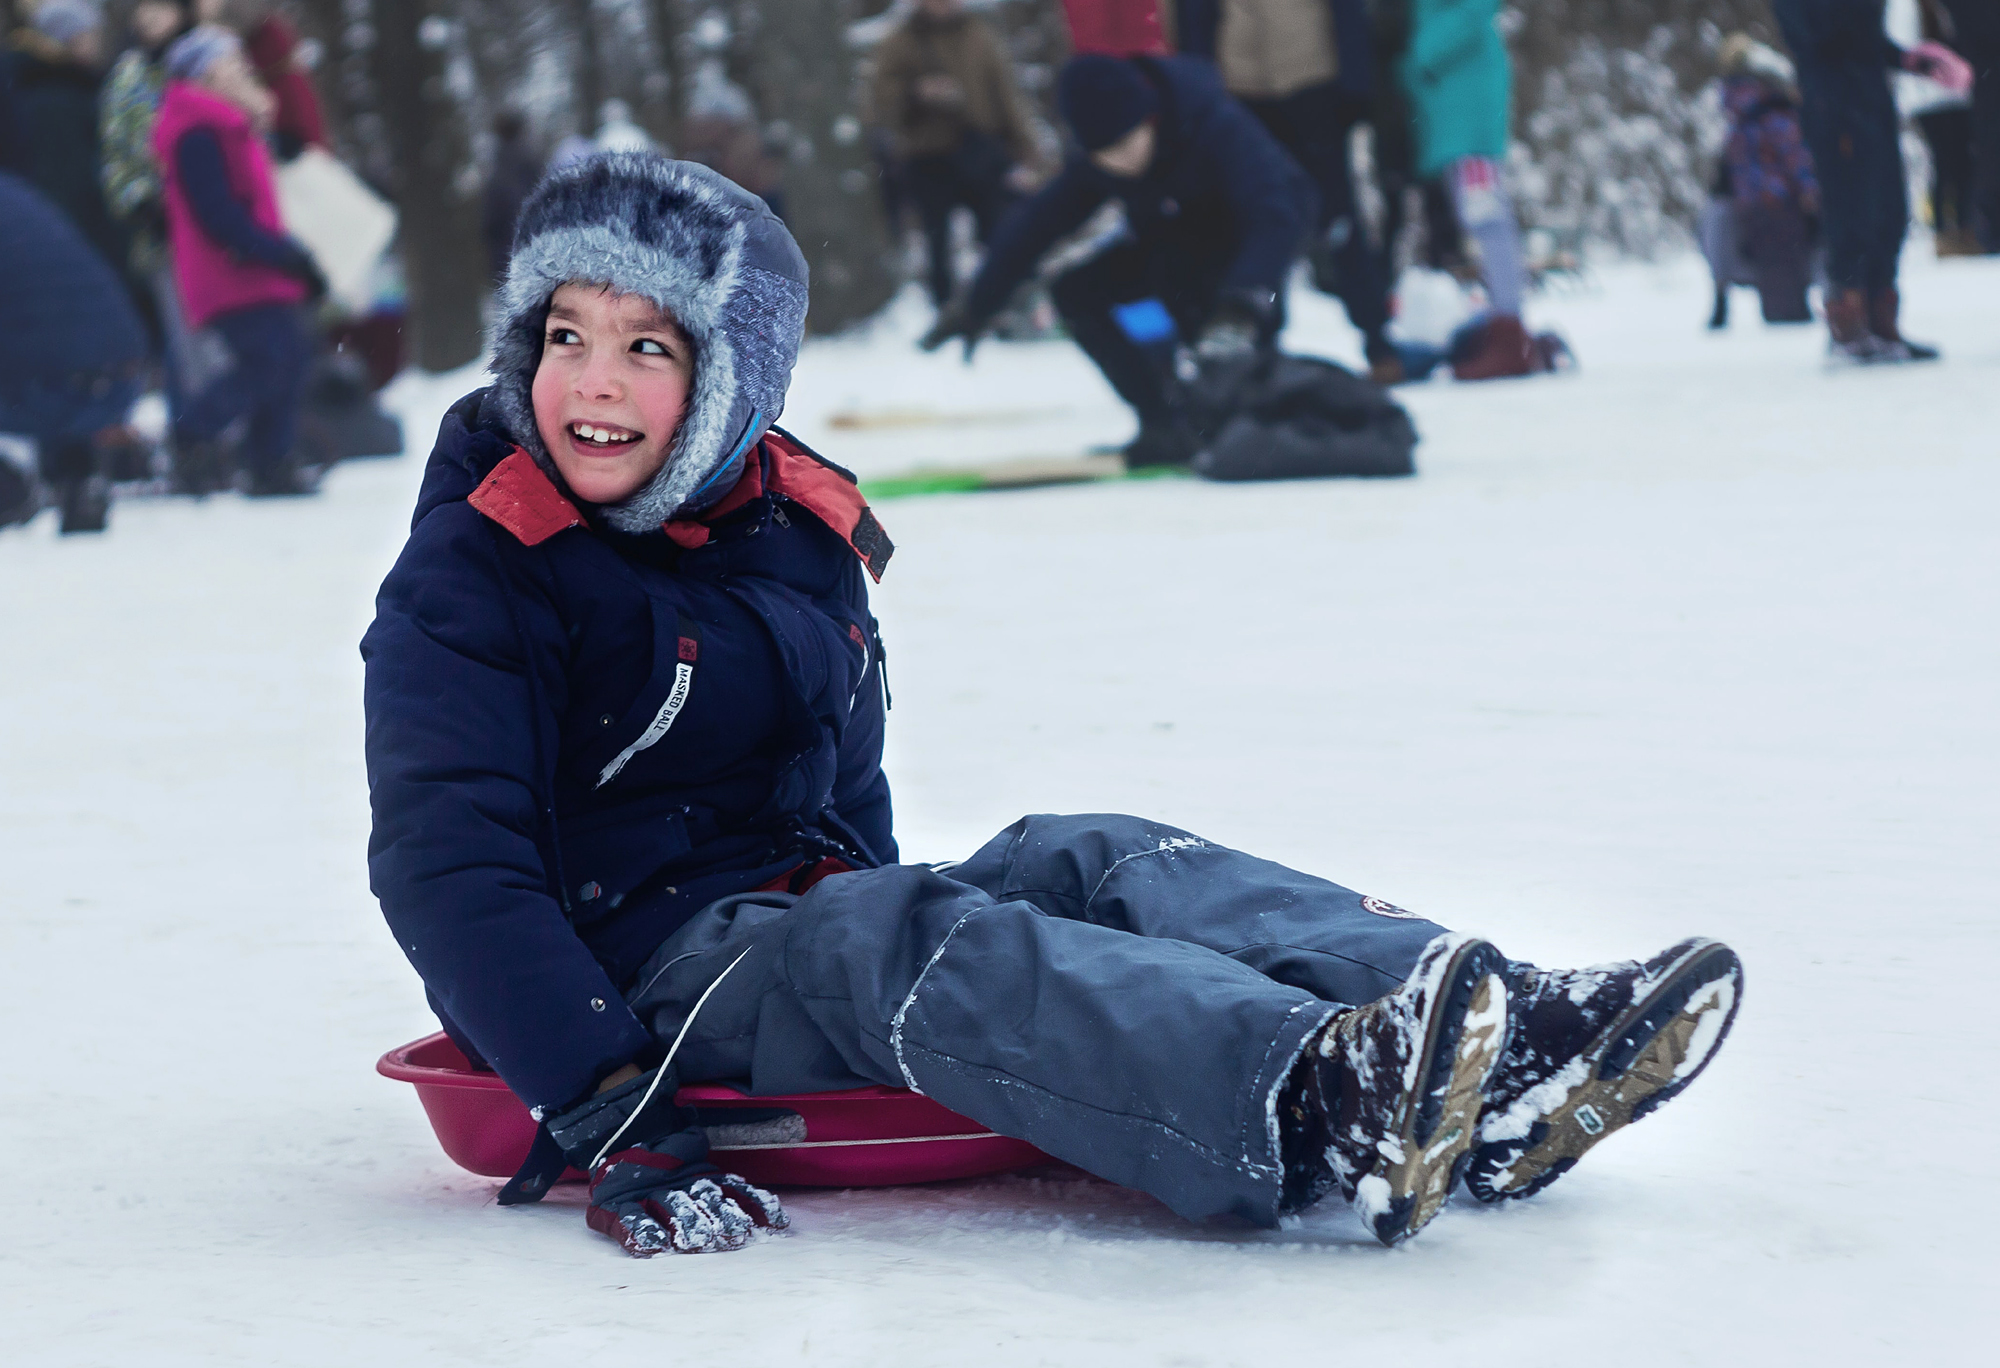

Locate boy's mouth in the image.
[567,421,644,450]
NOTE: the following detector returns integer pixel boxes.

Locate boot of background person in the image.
[246,449,325,499]
[1121,415,1201,470]
[1935,227,1983,257]
[1708,286,1728,330]
[1365,337,1406,386]
[1824,288,1889,364]
[0,449,40,527]
[1867,287,1940,362]
[57,473,111,534]
[45,438,109,534]
[171,437,236,497]
[1452,314,1535,381]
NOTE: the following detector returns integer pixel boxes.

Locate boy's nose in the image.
[575,349,623,400]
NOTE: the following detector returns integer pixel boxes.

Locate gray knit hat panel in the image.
[489,153,808,532]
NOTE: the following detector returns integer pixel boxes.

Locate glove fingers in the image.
[714,1174,790,1231]
[648,1186,750,1254]
[589,1199,673,1258]
[685,1178,757,1248]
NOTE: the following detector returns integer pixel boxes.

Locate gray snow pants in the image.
[626,814,1450,1226]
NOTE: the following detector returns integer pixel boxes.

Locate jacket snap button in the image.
[599,714,613,726]
[579,880,602,901]
[590,997,605,1012]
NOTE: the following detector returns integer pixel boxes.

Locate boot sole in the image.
[1466,941,1743,1202]
[1359,938,1510,1247]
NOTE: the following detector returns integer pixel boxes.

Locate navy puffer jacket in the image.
[366,155,895,1113]
[362,392,895,1112]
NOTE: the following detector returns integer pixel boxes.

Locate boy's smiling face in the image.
[531,282,695,507]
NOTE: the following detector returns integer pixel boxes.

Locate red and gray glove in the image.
[584,1138,788,1256]
[544,1067,789,1258]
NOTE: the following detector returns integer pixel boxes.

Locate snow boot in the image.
[56,474,111,534]
[1464,937,1743,1204]
[1365,337,1407,387]
[1707,287,1728,330]
[1451,314,1535,381]
[0,449,36,527]
[1122,416,1201,469]
[1279,933,1511,1246]
[246,452,324,499]
[44,439,109,534]
[1867,288,1940,362]
[1529,330,1575,374]
[1825,288,1894,364]
[171,437,236,497]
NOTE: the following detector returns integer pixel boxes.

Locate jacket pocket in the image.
[556,791,693,922]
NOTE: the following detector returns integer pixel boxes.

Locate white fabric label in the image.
[596,661,695,788]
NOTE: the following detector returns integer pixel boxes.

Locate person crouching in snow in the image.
[362,153,1745,1256]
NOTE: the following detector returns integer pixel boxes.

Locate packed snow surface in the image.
[4,255,1996,1364]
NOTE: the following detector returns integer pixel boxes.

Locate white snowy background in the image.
[4,256,1995,1364]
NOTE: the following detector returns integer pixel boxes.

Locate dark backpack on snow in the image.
[1190,353,1418,482]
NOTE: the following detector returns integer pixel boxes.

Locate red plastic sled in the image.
[378,1033,1048,1188]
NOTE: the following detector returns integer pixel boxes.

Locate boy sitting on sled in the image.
[362,154,1742,1256]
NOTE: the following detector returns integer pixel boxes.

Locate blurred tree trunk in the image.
[642,0,690,151]
[742,0,896,333]
[372,1,487,370]
[564,0,606,132]
[295,0,369,182]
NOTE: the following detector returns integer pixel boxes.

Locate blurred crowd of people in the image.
[8,1,1993,533]
[884,0,1995,468]
[1,0,395,535]
[904,0,1567,472]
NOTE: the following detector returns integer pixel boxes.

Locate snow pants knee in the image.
[625,813,1451,1226]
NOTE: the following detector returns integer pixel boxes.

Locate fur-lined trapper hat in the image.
[488,152,809,533]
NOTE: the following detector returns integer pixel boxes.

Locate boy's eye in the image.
[548,327,580,346]
[633,337,671,357]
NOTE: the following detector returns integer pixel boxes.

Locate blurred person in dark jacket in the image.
[482,109,543,283]
[870,0,1044,309]
[1368,0,1461,274]
[1906,0,1977,256]
[0,0,127,274]
[0,171,148,533]
[1773,0,1962,361]
[1177,0,1398,381]
[681,67,787,222]
[922,53,1315,470]
[1941,0,2000,250]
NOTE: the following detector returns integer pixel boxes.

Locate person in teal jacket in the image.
[1403,0,1510,173]
[1399,0,1540,379]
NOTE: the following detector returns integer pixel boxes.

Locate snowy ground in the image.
[4,254,1996,1365]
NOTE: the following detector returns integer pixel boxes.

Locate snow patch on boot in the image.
[1674,977,1737,1080]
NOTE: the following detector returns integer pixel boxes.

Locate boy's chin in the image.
[554,456,661,507]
